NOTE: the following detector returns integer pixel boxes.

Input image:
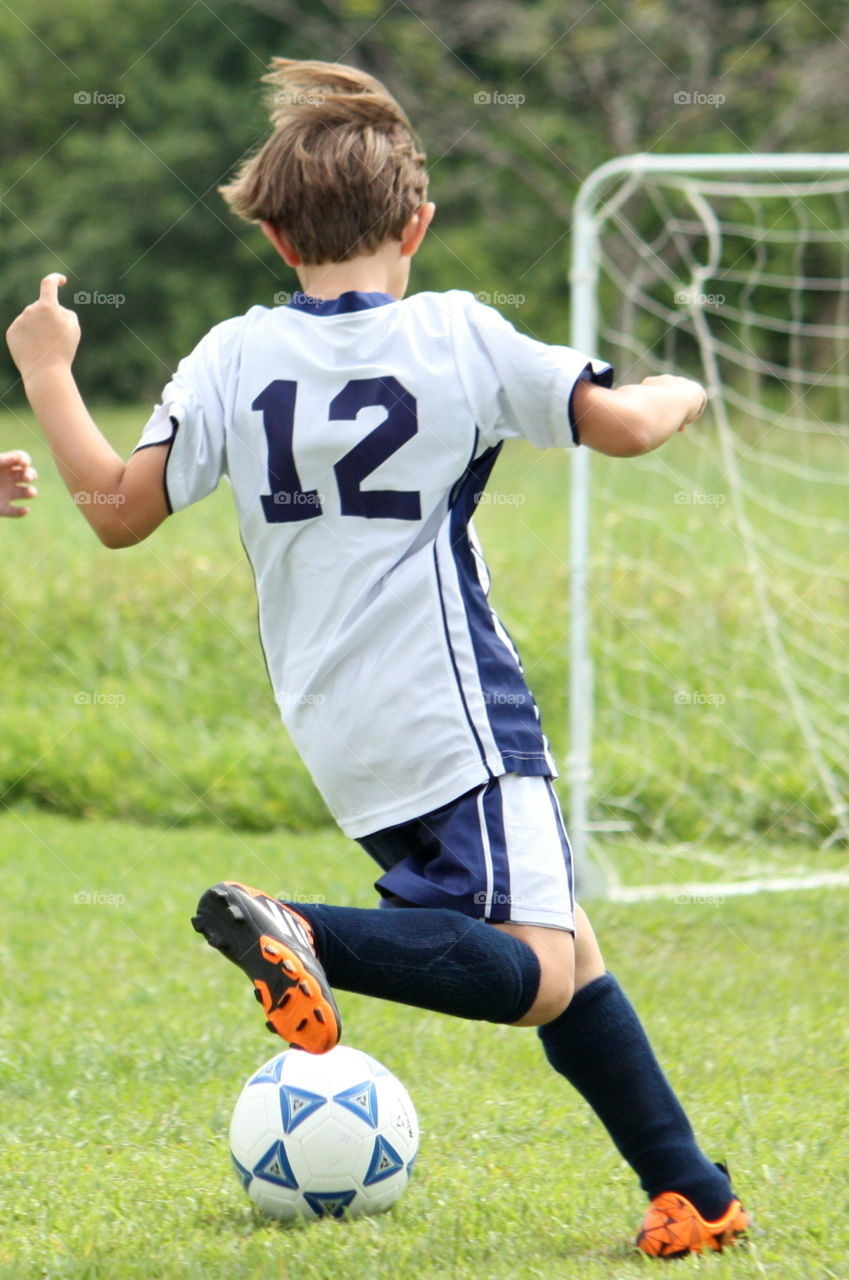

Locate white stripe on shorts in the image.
[476,785,496,917]
[498,774,575,931]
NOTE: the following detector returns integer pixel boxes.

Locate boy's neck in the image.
[294,246,410,302]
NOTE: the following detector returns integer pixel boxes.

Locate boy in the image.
[6,59,747,1257]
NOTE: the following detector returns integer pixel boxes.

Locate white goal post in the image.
[567,153,849,888]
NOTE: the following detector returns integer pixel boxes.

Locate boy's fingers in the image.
[39,273,68,304]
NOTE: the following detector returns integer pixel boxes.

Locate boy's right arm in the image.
[572,373,707,457]
[6,275,170,547]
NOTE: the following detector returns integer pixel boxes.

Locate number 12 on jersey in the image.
[255,376,422,523]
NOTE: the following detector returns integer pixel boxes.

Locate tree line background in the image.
[2,0,848,404]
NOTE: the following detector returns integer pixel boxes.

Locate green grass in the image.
[2,809,848,1279]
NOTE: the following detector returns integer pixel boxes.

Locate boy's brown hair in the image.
[220,59,428,264]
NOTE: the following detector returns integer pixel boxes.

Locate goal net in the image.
[568,155,849,893]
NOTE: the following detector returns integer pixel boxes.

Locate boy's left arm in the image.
[6,274,169,547]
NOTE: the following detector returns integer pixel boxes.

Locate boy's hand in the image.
[6,274,81,385]
[0,450,38,518]
[574,373,708,456]
[640,374,708,429]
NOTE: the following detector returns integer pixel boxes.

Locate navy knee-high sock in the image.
[291,903,541,1026]
[538,973,733,1219]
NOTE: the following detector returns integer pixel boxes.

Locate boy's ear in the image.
[400,202,436,258]
[260,220,302,267]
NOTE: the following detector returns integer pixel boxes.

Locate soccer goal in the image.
[568,154,849,896]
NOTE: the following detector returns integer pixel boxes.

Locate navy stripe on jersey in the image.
[447,446,552,775]
[285,290,396,316]
[132,413,178,514]
[432,544,493,776]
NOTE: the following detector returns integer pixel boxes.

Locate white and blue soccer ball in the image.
[229,1045,419,1222]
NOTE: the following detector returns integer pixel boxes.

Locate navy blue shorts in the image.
[357,773,575,931]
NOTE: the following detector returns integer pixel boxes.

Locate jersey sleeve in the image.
[133,321,239,512]
[452,294,613,451]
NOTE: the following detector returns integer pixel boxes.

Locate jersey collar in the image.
[285,290,397,315]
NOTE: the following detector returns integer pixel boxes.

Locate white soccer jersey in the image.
[135,289,612,837]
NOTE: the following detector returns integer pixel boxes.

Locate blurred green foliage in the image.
[3,0,849,401]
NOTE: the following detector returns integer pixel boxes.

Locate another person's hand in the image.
[0,450,38,517]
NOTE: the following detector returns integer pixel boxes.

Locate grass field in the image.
[2,809,849,1280]
[2,405,848,1276]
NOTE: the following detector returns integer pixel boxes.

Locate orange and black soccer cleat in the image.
[637,1189,749,1258]
[192,881,341,1054]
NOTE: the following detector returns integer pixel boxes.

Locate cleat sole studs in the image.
[193,883,340,1052]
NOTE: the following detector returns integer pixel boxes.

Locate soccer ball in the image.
[229,1045,419,1222]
